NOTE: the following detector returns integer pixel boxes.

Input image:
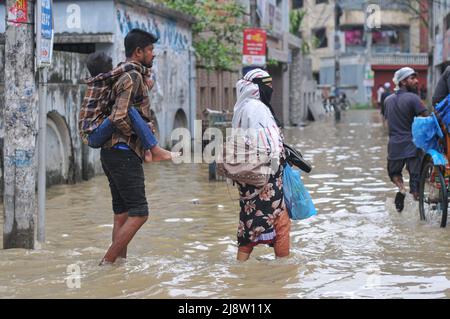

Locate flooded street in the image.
[1,109,450,299]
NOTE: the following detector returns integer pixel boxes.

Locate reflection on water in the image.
[1,110,450,298]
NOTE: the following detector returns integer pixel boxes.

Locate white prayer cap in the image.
[393,67,416,91]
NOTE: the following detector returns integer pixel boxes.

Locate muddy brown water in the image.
[1,110,449,298]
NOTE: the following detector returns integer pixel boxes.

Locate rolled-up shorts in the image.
[100,147,149,217]
[387,155,422,194]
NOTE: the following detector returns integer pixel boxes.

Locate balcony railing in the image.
[370,53,429,66]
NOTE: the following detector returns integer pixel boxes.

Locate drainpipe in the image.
[188,46,196,144]
[37,67,48,243]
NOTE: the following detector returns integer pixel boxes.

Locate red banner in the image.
[8,0,28,24]
[243,28,267,56]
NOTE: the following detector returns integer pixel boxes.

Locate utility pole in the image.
[363,0,373,106]
[334,1,342,94]
[3,0,37,249]
[334,0,342,120]
[427,0,434,104]
[250,0,258,27]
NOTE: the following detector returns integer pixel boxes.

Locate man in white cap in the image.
[384,67,429,212]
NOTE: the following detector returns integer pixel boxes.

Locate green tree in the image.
[155,0,246,71]
[289,9,305,36]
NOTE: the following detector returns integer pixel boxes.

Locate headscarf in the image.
[232,68,283,159]
[232,68,279,128]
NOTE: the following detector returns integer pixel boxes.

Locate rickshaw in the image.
[416,99,450,228]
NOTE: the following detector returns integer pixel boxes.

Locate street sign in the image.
[36,0,54,68]
[243,28,266,66]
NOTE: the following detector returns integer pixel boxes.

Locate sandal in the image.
[395,192,406,212]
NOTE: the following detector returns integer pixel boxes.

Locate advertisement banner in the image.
[8,0,28,24]
[36,0,54,68]
[243,28,267,66]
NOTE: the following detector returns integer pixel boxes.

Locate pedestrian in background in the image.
[377,84,385,109]
[380,82,392,118]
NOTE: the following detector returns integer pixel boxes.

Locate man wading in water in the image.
[384,67,429,212]
[99,29,159,265]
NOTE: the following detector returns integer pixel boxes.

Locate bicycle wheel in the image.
[419,160,448,227]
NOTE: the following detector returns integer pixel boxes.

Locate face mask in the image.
[258,83,273,107]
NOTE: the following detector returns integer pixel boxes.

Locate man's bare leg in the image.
[112,213,129,259]
[100,215,148,264]
[392,175,406,193]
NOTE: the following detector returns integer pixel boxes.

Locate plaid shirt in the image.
[79,61,151,159]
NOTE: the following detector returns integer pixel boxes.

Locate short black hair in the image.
[124,29,158,58]
[86,52,113,77]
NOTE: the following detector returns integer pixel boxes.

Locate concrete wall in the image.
[46,51,102,183]
[1,0,196,201]
[114,1,194,147]
[196,69,240,118]
[0,47,102,199]
[320,54,367,105]
[0,42,4,200]
[290,52,318,124]
[299,0,335,73]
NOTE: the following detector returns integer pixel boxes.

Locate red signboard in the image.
[243,28,267,56]
[243,28,267,66]
[8,0,28,24]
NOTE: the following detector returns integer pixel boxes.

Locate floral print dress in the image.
[236,163,285,248]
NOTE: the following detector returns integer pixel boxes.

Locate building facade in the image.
[0,0,195,192]
[196,0,315,127]
[247,0,311,126]
[431,0,450,95]
[298,0,428,105]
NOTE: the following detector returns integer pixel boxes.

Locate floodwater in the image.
[1,110,450,299]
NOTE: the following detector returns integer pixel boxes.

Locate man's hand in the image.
[420,110,430,117]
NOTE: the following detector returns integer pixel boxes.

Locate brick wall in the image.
[197,68,240,120]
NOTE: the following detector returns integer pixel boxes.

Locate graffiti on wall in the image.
[4,149,34,168]
[116,6,190,52]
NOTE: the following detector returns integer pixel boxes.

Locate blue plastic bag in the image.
[434,94,449,113]
[282,163,317,220]
[412,113,442,152]
[434,93,450,131]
